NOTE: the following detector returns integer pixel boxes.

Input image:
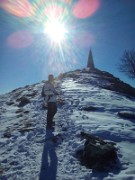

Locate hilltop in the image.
[0,68,135,180]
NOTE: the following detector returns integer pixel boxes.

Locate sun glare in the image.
[44,19,68,44]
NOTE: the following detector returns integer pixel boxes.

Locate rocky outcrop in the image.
[60,68,135,97]
[91,69,135,97]
[118,111,135,119]
[17,96,31,107]
[76,132,118,171]
[3,130,12,138]
[80,106,97,111]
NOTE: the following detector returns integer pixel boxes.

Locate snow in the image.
[0,71,135,180]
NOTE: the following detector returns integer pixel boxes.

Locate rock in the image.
[80,106,97,111]
[26,91,37,98]
[16,108,24,113]
[24,122,33,127]
[16,114,23,118]
[3,131,12,138]
[6,101,14,105]
[0,166,4,175]
[57,98,65,107]
[17,97,30,107]
[23,110,29,114]
[76,132,117,171]
[19,127,35,133]
[118,111,135,119]
[10,161,19,166]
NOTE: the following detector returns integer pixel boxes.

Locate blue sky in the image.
[0,0,135,95]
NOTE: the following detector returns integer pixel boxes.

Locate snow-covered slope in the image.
[0,69,135,180]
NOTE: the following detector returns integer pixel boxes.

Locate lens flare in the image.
[73,32,95,48]
[1,0,34,17]
[72,0,99,19]
[44,2,69,21]
[43,3,68,44]
[7,30,33,49]
[44,19,68,43]
[1,0,100,75]
[60,0,72,4]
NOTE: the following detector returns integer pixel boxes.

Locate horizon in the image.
[0,66,135,96]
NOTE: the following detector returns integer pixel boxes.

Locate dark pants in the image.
[47,102,57,128]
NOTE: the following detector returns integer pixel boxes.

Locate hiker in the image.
[42,74,58,129]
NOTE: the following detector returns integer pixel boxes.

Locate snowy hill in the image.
[0,68,135,180]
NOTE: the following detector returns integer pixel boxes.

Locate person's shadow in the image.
[39,129,57,180]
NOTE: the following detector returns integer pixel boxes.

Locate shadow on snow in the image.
[39,129,57,180]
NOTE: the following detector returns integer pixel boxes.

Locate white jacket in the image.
[43,82,57,103]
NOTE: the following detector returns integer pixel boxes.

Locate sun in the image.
[44,19,68,44]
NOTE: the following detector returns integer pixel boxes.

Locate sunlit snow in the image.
[0,70,135,180]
